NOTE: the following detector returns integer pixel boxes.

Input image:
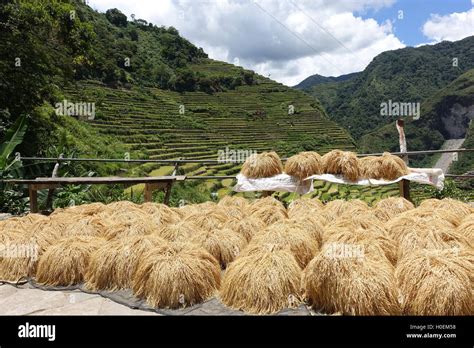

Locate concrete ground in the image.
[0,284,159,315]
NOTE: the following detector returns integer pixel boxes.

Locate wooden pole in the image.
[396,119,411,201]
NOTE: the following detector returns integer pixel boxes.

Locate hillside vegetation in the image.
[297,36,474,142]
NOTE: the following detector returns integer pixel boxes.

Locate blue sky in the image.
[360,0,473,46]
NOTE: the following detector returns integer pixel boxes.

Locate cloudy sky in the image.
[88,0,474,86]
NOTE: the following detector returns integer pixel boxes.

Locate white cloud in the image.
[87,0,404,85]
[422,8,474,43]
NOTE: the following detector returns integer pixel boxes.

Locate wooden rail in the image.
[3,176,185,213]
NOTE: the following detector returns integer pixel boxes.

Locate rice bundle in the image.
[398,228,471,261]
[434,198,473,218]
[30,218,67,239]
[63,216,106,237]
[184,210,228,231]
[396,248,473,315]
[327,213,386,242]
[250,196,285,210]
[359,156,383,179]
[220,246,302,314]
[323,199,369,222]
[140,203,180,225]
[188,228,247,268]
[249,206,287,226]
[284,152,322,180]
[375,197,414,217]
[287,198,324,215]
[457,214,474,243]
[379,152,409,180]
[244,223,318,268]
[218,196,249,209]
[321,150,361,182]
[0,230,58,282]
[325,227,397,265]
[133,242,220,308]
[270,218,324,248]
[102,219,156,240]
[36,236,106,286]
[418,198,441,209]
[302,243,400,315]
[86,234,168,291]
[156,221,201,242]
[223,217,265,242]
[240,151,283,179]
[385,214,455,243]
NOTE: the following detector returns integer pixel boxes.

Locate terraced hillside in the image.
[64,60,356,193]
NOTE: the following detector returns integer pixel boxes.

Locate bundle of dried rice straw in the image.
[284,151,322,180]
[36,236,106,286]
[133,242,220,309]
[396,248,473,315]
[302,243,400,315]
[240,151,283,179]
[321,150,361,182]
[220,245,302,314]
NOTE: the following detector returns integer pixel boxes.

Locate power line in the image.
[252,0,346,76]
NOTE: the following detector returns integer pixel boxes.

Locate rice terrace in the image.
[0,0,473,345]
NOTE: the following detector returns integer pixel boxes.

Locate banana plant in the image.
[0,114,28,172]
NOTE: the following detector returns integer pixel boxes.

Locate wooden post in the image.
[29,185,38,213]
[144,183,153,202]
[163,182,173,205]
[396,119,411,201]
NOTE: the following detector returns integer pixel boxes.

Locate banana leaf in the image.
[0,114,28,169]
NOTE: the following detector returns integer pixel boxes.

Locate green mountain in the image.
[298,36,474,143]
[359,69,474,169]
[293,72,359,90]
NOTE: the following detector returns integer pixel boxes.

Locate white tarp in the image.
[305,168,445,190]
[233,168,444,193]
[233,173,313,194]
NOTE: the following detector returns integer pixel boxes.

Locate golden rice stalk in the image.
[385,214,455,243]
[218,196,249,209]
[0,229,58,282]
[86,234,168,291]
[270,218,324,248]
[188,228,248,268]
[64,216,106,237]
[379,152,410,180]
[359,156,383,179]
[240,151,283,179]
[184,210,229,231]
[101,219,156,240]
[250,196,286,210]
[434,198,473,218]
[284,152,322,180]
[223,217,265,242]
[302,243,400,315]
[30,218,67,239]
[36,236,106,286]
[133,242,220,309]
[156,221,201,242]
[220,247,302,314]
[457,214,474,243]
[105,200,142,212]
[396,248,473,315]
[418,198,441,209]
[325,212,387,243]
[140,203,180,225]
[288,208,329,226]
[398,228,471,261]
[325,227,397,265]
[375,197,414,217]
[244,223,318,268]
[250,206,288,226]
[288,197,324,215]
[323,199,369,222]
[321,150,361,182]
